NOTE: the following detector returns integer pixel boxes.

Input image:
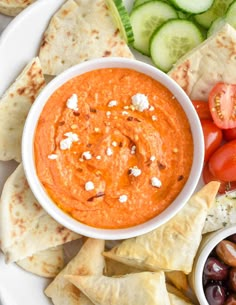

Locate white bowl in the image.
[22,57,204,240]
[190,224,236,304]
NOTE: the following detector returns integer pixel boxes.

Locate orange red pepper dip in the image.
[34,67,193,229]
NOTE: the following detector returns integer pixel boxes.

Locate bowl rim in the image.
[22,57,204,240]
[193,224,236,304]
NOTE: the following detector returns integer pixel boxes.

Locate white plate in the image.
[0,1,77,304]
[0,1,203,304]
[0,14,12,34]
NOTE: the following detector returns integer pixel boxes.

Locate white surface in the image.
[0,0,203,304]
[0,1,68,304]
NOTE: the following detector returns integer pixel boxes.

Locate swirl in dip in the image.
[34,68,193,229]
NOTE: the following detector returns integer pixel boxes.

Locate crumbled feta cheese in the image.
[122,111,128,115]
[96,155,101,160]
[131,145,136,155]
[131,93,149,112]
[60,138,72,150]
[112,141,118,147]
[106,147,113,156]
[60,132,79,150]
[150,155,156,161]
[64,132,79,142]
[94,127,100,133]
[106,111,111,117]
[119,195,128,203]
[123,105,129,110]
[151,177,162,188]
[129,166,142,177]
[48,154,58,160]
[66,93,78,111]
[82,151,92,160]
[152,115,158,121]
[108,100,118,107]
[85,181,94,191]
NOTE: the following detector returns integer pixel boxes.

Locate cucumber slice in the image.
[168,0,214,14]
[150,19,204,72]
[194,0,234,29]
[105,0,134,43]
[133,0,168,8]
[133,0,150,8]
[177,10,192,19]
[130,1,178,55]
[132,0,192,18]
[226,0,236,28]
[207,17,226,37]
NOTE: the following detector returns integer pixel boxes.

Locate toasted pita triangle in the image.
[0,57,45,162]
[38,0,134,76]
[104,257,141,277]
[16,245,65,278]
[168,24,236,101]
[168,293,194,305]
[165,271,189,292]
[66,271,170,305]
[166,283,192,303]
[0,163,81,263]
[0,0,35,16]
[104,182,220,274]
[45,238,105,305]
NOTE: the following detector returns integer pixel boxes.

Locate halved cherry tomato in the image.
[201,119,223,162]
[203,163,236,194]
[192,100,212,120]
[209,83,236,129]
[208,140,236,181]
[223,127,236,142]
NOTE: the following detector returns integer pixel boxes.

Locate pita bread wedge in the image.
[168,24,236,101]
[104,257,141,277]
[0,57,45,162]
[104,181,220,274]
[0,0,35,16]
[168,293,194,305]
[16,245,64,278]
[45,238,105,305]
[203,191,236,234]
[38,0,134,76]
[105,258,189,293]
[0,163,81,263]
[66,271,170,305]
[165,271,189,292]
[166,283,192,303]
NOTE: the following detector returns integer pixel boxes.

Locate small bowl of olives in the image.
[190,224,236,305]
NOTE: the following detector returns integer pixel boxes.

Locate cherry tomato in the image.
[223,127,236,142]
[208,140,236,181]
[203,163,236,194]
[192,100,212,120]
[209,83,236,129]
[201,119,223,162]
